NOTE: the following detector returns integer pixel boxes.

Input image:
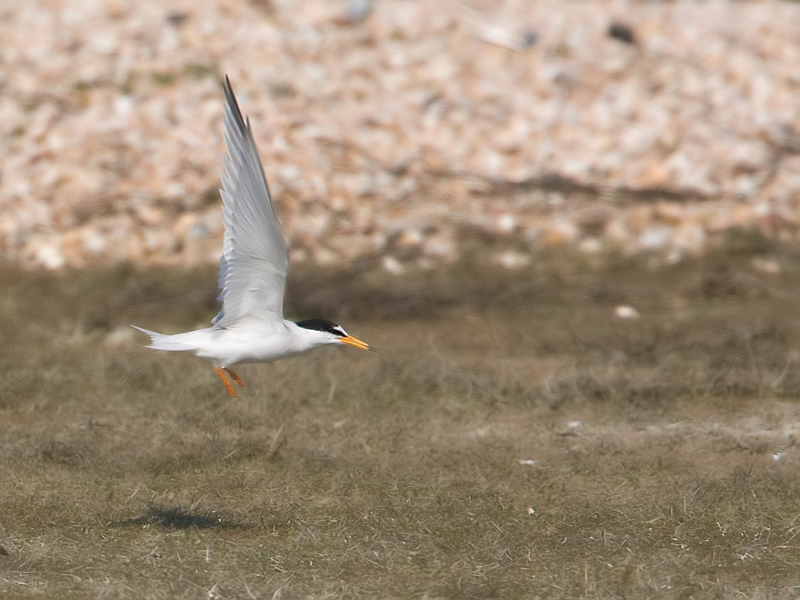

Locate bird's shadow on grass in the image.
[110,504,247,530]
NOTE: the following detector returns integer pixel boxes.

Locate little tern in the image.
[133,76,373,397]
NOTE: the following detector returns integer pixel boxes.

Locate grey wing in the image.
[212,77,289,329]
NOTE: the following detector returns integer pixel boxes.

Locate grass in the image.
[3,247,800,598]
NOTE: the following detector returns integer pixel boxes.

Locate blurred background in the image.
[5,3,800,596]
[1,0,799,274]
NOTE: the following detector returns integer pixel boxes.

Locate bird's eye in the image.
[330,327,346,337]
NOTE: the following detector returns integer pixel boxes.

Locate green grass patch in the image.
[2,252,800,598]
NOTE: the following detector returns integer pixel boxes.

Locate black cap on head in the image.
[295,319,345,336]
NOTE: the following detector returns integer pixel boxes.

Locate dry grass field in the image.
[3,242,800,599]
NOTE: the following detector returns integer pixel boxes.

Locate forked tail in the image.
[130,325,196,352]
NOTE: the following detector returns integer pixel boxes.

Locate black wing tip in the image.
[223,75,247,133]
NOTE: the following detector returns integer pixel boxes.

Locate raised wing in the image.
[212,77,289,328]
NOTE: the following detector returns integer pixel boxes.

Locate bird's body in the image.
[133,77,372,396]
[134,320,358,367]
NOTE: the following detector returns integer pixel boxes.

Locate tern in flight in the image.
[134,77,373,397]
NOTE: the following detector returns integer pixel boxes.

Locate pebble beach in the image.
[1,0,799,272]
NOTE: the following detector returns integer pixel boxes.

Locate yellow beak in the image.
[338,335,375,351]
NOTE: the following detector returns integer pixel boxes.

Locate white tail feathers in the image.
[130,325,196,352]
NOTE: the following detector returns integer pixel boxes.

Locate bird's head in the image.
[294,318,374,351]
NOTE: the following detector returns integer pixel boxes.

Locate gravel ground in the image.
[1,0,799,271]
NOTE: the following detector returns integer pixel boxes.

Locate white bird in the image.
[133,76,373,397]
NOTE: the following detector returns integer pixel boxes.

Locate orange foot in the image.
[215,365,238,398]
[224,368,245,387]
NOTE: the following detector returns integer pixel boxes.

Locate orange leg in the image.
[215,365,238,398]
[224,367,245,387]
